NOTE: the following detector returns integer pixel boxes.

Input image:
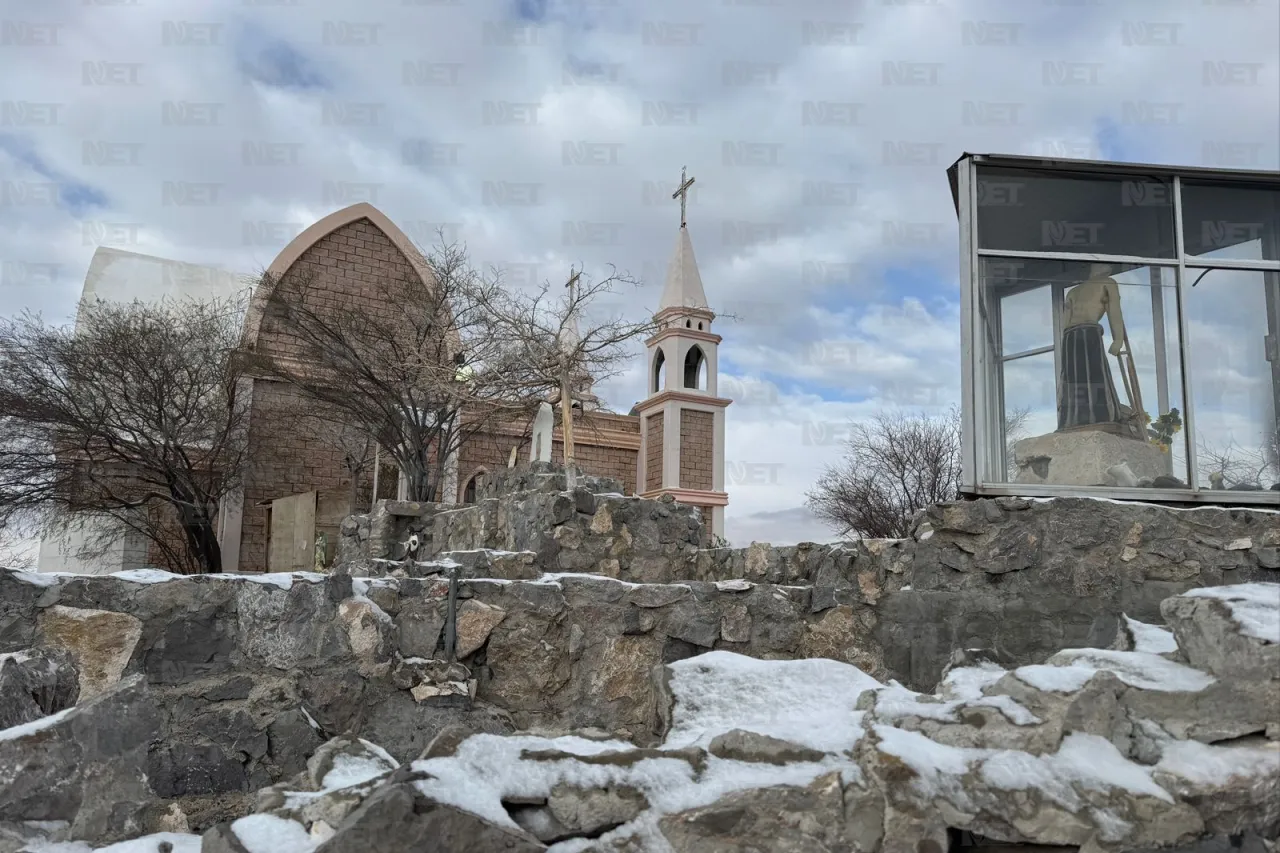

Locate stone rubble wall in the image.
[476,462,626,502]
[338,468,1278,692]
[0,569,881,758]
[22,580,1271,852]
[208,581,1280,853]
[885,496,1280,689]
[339,465,706,582]
[5,467,1278,846]
[0,565,899,840]
[5,500,1278,836]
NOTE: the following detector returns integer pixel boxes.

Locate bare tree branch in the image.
[0,294,253,573]
[1199,426,1280,490]
[250,233,562,502]
[474,263,659,471]
[805,408,963,540]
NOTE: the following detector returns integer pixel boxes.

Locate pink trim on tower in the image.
[639,487,729,507]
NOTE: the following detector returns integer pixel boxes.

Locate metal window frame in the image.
[1172,175,1200,490]
[959,157,978,491]
[960,157,1280,506]
[1185,257,1280,271]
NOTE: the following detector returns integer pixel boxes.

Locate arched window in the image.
[685,319,691,328]
[652,349,666,393]
[683,345,707,390]
[463,469,487,504]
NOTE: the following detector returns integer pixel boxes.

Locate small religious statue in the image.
[1057,263,1141,437]
[313,533,327,572]
[529,401,554,463]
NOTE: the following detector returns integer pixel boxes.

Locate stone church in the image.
[38,202,730,575]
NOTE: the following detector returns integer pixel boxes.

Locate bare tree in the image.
[1004,407,1033,481]
[804,404,1063,539]
[477,265,659,476]
[1199,426,1280,490]
[0,523,37,570]
[0,294,253,573]
[251,235,549,504]
[806,409,963,540]
[255,230,659,501]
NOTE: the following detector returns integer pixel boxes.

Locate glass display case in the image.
[949,154,1280,505]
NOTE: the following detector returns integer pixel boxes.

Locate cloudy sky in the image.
[1,0,1277,547]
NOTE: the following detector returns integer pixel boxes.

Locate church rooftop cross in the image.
[564,266,582,301]
[672,166,695,228]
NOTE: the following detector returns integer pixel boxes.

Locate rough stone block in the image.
[38,606,142,702]
[0,675,160,844]
[1013,429,1172,487]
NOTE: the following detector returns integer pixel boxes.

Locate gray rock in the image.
[147,742,250,799]
[0,820,74,853]
[265,708,326,779]
[1152,736,1280,840]
[661,601,720,649]
[1161,591,1279,681]
[144,607,236,685]
[0,675,160,844]
[395,596,447,659]
[305,736,398,791]
[454,600,507,658]
[707,729,826,765]
[200,823,252,853]
[659,771,866,852]
[313,779,545,852]
[508,804,571,844]
[417,724,477,760]
[546,784,647,837]
[0,647,78,730]
[356,690,515,764]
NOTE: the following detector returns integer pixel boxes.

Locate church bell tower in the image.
[635,167,731,539]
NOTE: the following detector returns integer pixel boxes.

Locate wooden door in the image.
[268,491,316,572]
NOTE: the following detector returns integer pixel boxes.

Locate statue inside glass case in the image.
[1012,263,1169,488]
[1059,264,1124,429]
[1057,263,1143,439]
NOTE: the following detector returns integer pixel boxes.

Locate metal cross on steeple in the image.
[564,265,582,301]
[672,165,695,228]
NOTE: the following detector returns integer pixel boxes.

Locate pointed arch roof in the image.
[241,203,437,350]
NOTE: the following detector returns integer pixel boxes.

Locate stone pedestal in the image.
[1012,429,1170,487]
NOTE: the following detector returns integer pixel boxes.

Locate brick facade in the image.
[645,413,664,491]
[237,217,423,573]
[122,210,645,573]
[679,410,714,491]
[459,411,639,502]
[239,381,372,572]
[551,437,637,496]
[254,219,416,362]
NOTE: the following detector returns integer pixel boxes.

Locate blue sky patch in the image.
[1094,116,1129,163]
[514,0,549,23]
[235,21,329,91]
[0,134,108,216]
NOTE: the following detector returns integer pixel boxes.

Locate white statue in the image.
[529,401,554,463]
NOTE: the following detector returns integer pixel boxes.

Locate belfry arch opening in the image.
[683,345,707,391]
[652,349,667,393]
